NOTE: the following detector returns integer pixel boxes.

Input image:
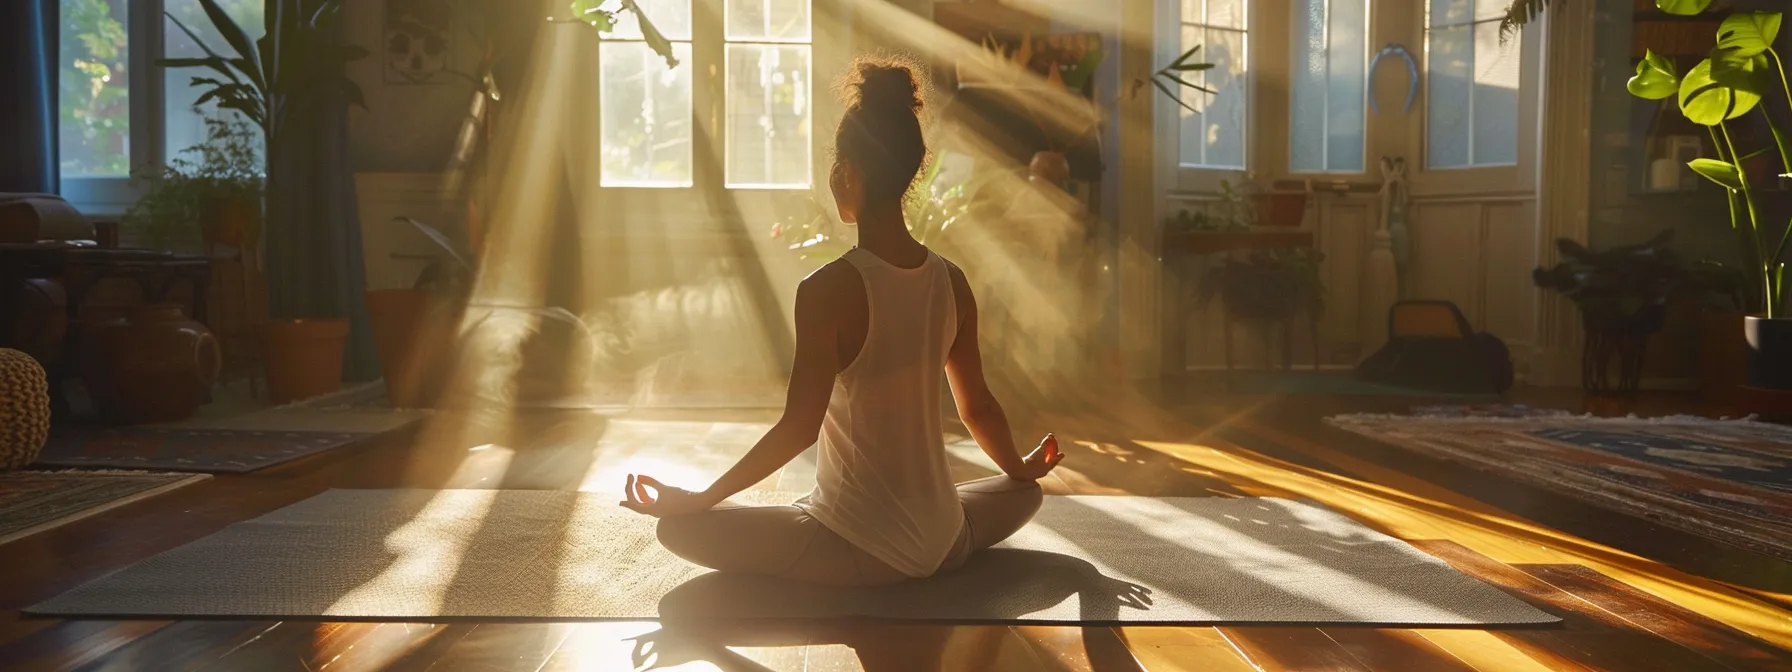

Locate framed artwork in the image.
[384,0,451,84]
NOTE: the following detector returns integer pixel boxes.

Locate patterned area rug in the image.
[1326,413,1792,561]
[36,428,376,473]
[0,470,209,545]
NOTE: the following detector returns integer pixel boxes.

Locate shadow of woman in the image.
[626,549,1151,671]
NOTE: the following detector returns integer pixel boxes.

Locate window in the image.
[1289,0,1367,173]
[59,0,265,202]
[596,0,814,189]
[1177,0,1248,170]
[1425,0,1519,169]
[599,2,695,187]
[164,0,266,163]
[724,0,812,188]
[59,0,131,178]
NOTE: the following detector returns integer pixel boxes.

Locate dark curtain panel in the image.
[0,0,58,193]
[262,1,376,381]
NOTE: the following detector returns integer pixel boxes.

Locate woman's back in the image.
[800,246,964,577]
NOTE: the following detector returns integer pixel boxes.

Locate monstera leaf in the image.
[1627,50,1681,100]
[1679,58,1762,125]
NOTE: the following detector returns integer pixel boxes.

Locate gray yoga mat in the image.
[29,490,1557,626]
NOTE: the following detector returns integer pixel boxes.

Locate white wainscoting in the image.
[1405,195,1541,371]
[1167,192,1537,371]
[353,173,463,291]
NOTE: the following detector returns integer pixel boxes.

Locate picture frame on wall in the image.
[383,0,451,84]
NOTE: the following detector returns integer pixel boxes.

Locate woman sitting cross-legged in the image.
[619,57,1063,587]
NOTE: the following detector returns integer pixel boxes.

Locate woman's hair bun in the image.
[849,61,923,114]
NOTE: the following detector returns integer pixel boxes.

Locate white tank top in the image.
[800,247,964,577]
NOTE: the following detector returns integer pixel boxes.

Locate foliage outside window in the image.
[59,0,130,177]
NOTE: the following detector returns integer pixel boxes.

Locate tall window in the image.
[1289,0,1367,173]
[1178,0,1249,170]
[725,0,812,188]
[59,0,265,193]
[599,3,696,187]
[596,0,814,189]
[164,0,265,162]
[1425,0,1519,169]
[59,0,131,177]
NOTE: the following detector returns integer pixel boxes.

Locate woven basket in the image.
[0,348,51,470]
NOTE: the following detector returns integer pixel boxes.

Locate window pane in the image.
[727,0,810,41]
[1471,21,1519,165]
[164,0,266,161]
[726,45,812,188]
[1179,27,1247,170]
[1426,22,1471,168]
[1291,0,1367,173]
[59,0,131,177]
[611,0,693,41]
[1205,0,1247,30]
[1429,0,1473,26]
[601,41,695,187]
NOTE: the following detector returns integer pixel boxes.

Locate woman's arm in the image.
[623,266,843,516]
[942,263,1061,480]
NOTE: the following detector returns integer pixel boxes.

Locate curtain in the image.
[262,0,376,381]
[0,0,58,193]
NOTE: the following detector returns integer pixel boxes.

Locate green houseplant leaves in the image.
[1715,11,1781,59]
[1679,58,1762,125]
[1656,0,1713,17]
[1627,50,1680,99]
[1687,158,1743,190]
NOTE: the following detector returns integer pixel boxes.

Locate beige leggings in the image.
[655,475,1044,587]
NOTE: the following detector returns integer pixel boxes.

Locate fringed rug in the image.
[0,470,209,545]
[35,428,377,473]
[1327,413,1792,561]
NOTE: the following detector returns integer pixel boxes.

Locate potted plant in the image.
[123,114,262,252]
[1532,231,1687,396]
[364,218,474,408]
[1196,248,1327,322]
[1622,5,1792,389]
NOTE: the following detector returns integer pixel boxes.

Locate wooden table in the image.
[1160,229,1317,381]
[0,243,212,413]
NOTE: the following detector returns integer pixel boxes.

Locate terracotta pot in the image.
[1699,307,1747,401]
[1028,151,1070,186]
[1252,192,1309,228]
[261,318,349,404]
[80,304,222,425]
[200,195,261,250]
[365,289,456,408]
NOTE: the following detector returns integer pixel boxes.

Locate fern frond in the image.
[1499,0,1555,42]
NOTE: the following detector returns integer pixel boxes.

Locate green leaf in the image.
[1151,77,1198,114]
[197,0,263,90]
[1688,158,1743,190]
[623,0,679,68]
[1627,50,1680,100]
[159,57,225,69]
[1679,59,1761,125]
[1655,0,1713,17]
[1169,44,1202,69]
[1715,11,1782,59]
[1158,72,1214,94]
[1170,62,1216,72]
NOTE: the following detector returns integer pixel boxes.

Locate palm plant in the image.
[159,0,367,138]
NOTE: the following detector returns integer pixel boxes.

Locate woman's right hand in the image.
[1011,433,1064,481]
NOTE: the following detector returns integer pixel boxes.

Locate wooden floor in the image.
[3,382,1790,671]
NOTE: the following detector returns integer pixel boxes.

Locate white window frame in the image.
[1160,0,1255,194]
[1285,0,1371,176]
[60,0,166,216]
[1409,0,1540,197]
[596,0,819,194]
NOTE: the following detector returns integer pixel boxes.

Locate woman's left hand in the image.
[620,474,717,518]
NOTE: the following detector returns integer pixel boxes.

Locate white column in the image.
[1529,1,1596,387]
